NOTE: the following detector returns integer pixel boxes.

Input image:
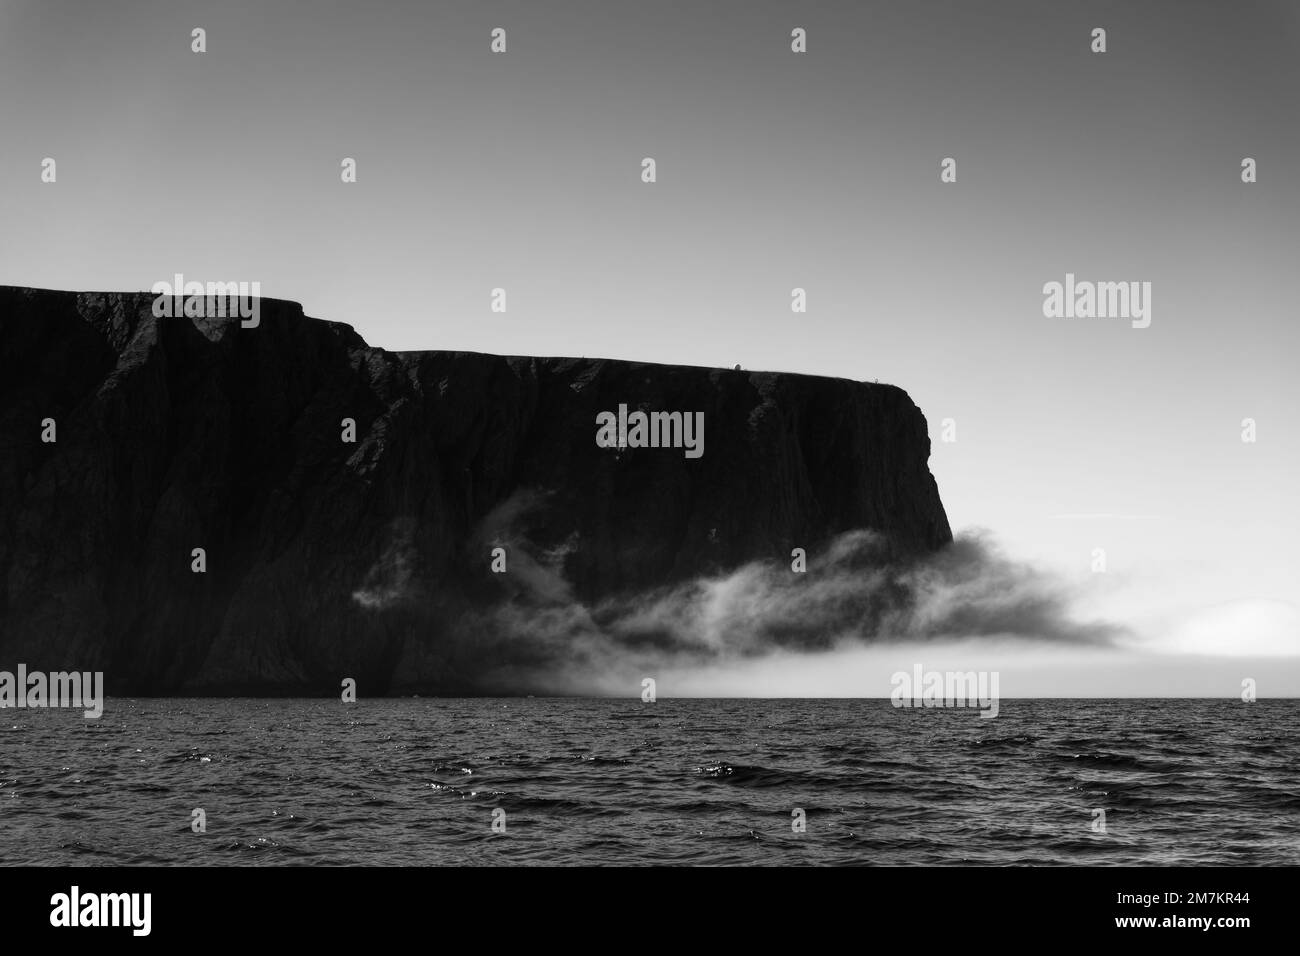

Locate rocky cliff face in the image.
[0,287,951,694]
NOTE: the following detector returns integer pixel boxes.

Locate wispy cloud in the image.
[454,494,1128,693]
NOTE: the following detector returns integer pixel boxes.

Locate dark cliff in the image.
[0,287,952,694]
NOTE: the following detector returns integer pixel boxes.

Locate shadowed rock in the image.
[0,287,951,694]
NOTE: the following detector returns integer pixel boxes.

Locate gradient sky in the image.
[1,0,1296,693]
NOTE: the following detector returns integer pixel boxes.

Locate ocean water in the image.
[1,698,1296,866]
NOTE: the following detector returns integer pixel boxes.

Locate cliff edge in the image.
[0,288,952,693]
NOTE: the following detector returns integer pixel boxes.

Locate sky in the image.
[1,0,1296,693]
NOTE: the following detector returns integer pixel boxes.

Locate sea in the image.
[1,698,1296,866]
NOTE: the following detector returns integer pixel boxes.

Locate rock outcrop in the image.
[0,287,951,693]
